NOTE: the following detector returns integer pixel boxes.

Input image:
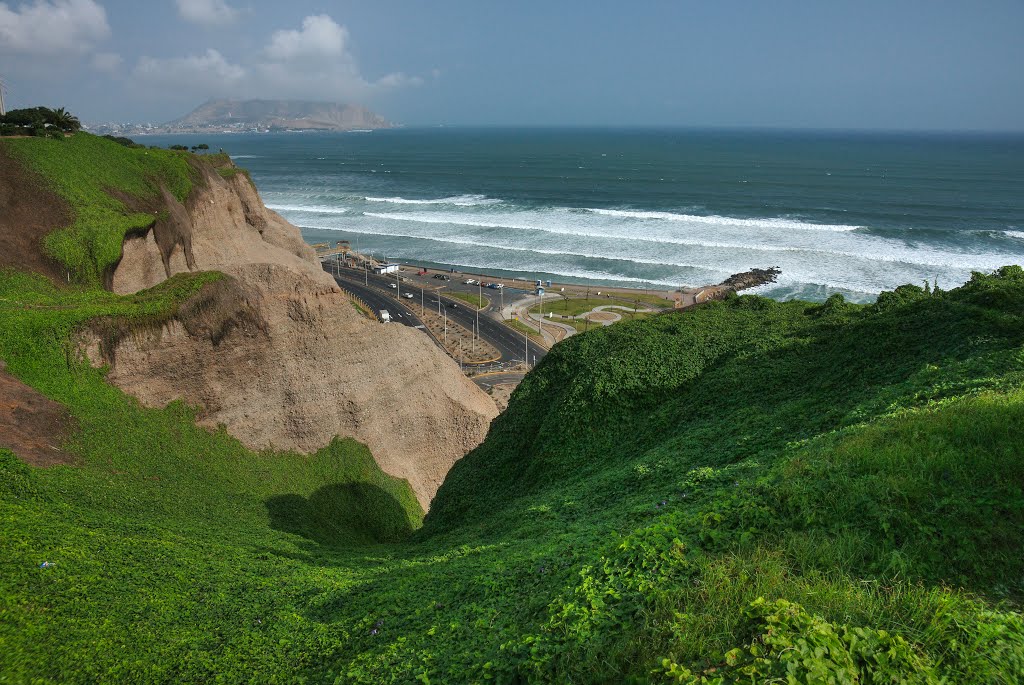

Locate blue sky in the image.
[1,0,1022,130]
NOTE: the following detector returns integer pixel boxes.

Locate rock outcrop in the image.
[98,164,498,509]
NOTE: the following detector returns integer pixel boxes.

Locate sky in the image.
[0,0,1022,130]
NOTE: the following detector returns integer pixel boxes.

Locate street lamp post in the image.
[524,326,529,369]
[538,291,544,340]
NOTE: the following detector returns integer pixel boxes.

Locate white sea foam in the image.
[364,194,502,206]
[300,222,724,271]
[360,210,1016,271]
[1004,230,1024,240]
[354,208,1024,274]
[229,155,260,159]
[268,204,349,215]
[585,208,860,232]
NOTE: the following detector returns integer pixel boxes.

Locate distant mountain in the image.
[165,99,392,131]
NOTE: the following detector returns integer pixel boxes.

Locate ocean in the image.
[143,128,1024,302]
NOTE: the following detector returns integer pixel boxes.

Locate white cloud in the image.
[175,0,237,27]
[133,49,245,92]
[266,14,346,62]
[257,14,424,98]
[91,51,121,72]
[131,14,424,108]
[0,0,110,55]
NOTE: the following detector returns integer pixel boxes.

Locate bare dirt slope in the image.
[99,165,497,509]
[0,146,71,283]
[0,360,78,467]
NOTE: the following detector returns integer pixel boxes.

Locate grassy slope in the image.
[1,134,1023,682]
[0,137,425,681]
[4,134,193,285]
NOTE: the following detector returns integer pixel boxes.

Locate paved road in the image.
[470,372,527,389]
[322,264,423,328]
[326,262,547,366]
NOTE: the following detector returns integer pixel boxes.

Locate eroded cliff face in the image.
[99,165,498,509]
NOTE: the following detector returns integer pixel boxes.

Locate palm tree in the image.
[50,107,81,133]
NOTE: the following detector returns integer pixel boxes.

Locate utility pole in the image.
[0,76,6,117]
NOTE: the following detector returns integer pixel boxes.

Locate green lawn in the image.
[446,290,489,309]
[530,295,671,319]
[502,316,548,346]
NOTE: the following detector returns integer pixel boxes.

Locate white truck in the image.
[379,310,391,323]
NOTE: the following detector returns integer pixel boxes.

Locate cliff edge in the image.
[94,160,497,509]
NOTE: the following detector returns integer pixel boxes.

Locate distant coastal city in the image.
[85,98,392,137]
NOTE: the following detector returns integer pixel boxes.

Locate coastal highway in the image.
[323,267,423,328]
[325,263,547,366]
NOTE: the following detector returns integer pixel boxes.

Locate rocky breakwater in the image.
[88,162,498,509]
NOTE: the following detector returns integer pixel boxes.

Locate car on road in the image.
[447,302,459,308]
[402,292,414,299]
[487,283,503,289]
[463,279,478,285]
[433,274,450,280]
[388,283,397,289]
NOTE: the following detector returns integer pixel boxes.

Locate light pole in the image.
[524,326,529,369]
[396,270,400,299]
[538,291,544,340]
[421,286,424,315]
[476,281,482,343]
[443,307,448,347]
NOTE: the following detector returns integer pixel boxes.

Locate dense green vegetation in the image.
[1,134,1022,682]
[0,106,81,137]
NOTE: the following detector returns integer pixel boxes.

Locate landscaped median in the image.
[446,290,489,309]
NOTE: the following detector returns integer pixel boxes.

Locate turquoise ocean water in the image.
[144,128,1024,301]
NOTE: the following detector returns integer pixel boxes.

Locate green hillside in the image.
[2,135,1023,683]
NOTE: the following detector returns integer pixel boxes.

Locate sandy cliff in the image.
[97,164,497,509]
